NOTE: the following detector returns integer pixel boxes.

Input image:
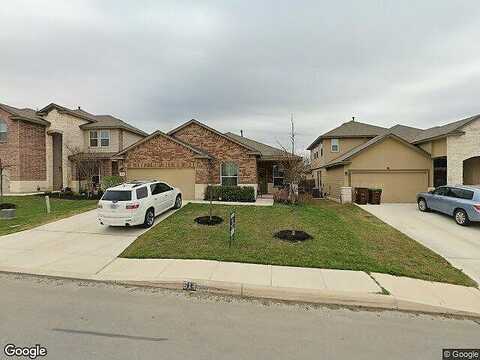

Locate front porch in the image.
[256,160,284,196]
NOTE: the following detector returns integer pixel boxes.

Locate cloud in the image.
[1,0,480,150]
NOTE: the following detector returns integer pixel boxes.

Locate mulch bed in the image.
[194,216,224,226]
[274,230,312,242]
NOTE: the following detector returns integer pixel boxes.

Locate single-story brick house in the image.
[114,119,290,199]
[308,114,480,203]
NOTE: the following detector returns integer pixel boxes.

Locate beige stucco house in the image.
[308,115,480,203]
[0,102,147,194]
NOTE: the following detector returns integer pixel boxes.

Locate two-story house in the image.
[308,115,480,203]
[0,102,147,194]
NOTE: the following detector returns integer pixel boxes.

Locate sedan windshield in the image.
[102,190,132,202]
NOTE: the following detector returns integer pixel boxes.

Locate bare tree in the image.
[66,145,102,198]
[0,158,12,204]
[276,115,307,204]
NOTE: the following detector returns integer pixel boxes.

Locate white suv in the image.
[97,181,182,228]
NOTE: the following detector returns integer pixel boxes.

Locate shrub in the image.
[204,185,255,202]
[101,175,124,190]
[273,188,290,204]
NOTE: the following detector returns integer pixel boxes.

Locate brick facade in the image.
[172,122,257,184]
[0,108,46,183]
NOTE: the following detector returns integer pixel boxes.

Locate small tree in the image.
[277,116,307,204]
[0,158,12,204]
[66,145,102,198]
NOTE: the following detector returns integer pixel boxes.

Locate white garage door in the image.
[350,171,429,203]
[127,168,196,200]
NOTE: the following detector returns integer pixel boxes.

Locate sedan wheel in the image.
[418,199,428,212]
[454,209,470,226]
[174,195,182,209]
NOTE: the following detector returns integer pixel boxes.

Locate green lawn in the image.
[0,196,97,236]
[121,201,476,287]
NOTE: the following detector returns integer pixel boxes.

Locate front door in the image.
[258,167,267,195]
[52,133,63,190]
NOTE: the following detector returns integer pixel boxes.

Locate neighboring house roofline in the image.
[113,130,213,159]
[0,103,50,126]
[37,103,98,123]
[324,133,431,169]
[168,119,261,155]
[411,114,480,144]
[306,120,387,150]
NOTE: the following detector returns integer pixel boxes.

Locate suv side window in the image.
[136,186,148,199]
[450,188,474,200]
[150,183,162,195]
[158,182,172,193]
[433,187,449,196]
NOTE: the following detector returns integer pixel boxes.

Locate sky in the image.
[1,0,480,152]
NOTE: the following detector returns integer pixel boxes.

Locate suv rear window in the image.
[102,190,132,201]
[450,188,474,200]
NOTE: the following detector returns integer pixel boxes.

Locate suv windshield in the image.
[102,190,132,202]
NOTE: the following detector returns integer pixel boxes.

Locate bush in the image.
[101,175,124,190]
[204,185,255,202]
[273,188,290,204]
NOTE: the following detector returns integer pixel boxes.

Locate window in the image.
[450,188,474,200]
[102,190,132,201]
[273,165,285,187]
[320,143,323,157]
[100,130,110,147]
[221,162,239,186]
[0,120,7,142]
[313,151,318,159]
[136,187,148,199]
[433,187,450,196]
[90,131,98,147]
[151,182,172,195]
[331,138,339,152]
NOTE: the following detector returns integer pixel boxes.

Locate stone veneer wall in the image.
[447,118,480,185]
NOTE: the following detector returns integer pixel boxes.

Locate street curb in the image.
[1,269,480,319]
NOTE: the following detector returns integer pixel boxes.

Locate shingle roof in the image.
[411,115,480,143]
[307,120,386,150]
[224,132,291,160]
[0,103,50,126]
[388,124,424,143]
[79,113,148,136]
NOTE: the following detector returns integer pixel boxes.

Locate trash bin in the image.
[368,189,382,205]
[354,188,369,205]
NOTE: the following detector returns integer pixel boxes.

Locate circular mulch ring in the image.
[274,230,312,242]
[194,216,224,226]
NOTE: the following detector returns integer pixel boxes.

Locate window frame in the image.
[0,119,8,142]
[272,164,285,188]
[100,130,110,147]
[331,138,339,152]
[220,162,239,187]
[89,130,98,147]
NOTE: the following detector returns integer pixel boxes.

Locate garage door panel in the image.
[351,171,428,203]
[127,168,195,200]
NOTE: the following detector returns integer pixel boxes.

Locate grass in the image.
[0,196,97,236]
[121,201,477,287]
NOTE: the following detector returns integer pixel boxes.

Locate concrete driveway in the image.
[0,209,175,277]
[361,204,480,284]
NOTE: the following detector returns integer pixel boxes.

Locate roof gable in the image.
[412,114,480,143]
[0,103,50,126]
[168,119,260,154]
[114,130,211,159]
[307,120,386,150]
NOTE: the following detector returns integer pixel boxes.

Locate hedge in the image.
[204,185,255,202]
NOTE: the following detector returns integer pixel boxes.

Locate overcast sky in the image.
[1,1,480,151]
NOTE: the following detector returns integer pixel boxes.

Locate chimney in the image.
[352,116,355,122]
[78,106,81,110]
[240,130,244,137]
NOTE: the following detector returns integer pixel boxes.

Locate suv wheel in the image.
[174,195,182,209]
[143,208,155,228]
[454,209,470,226]
[417,198,428,212]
